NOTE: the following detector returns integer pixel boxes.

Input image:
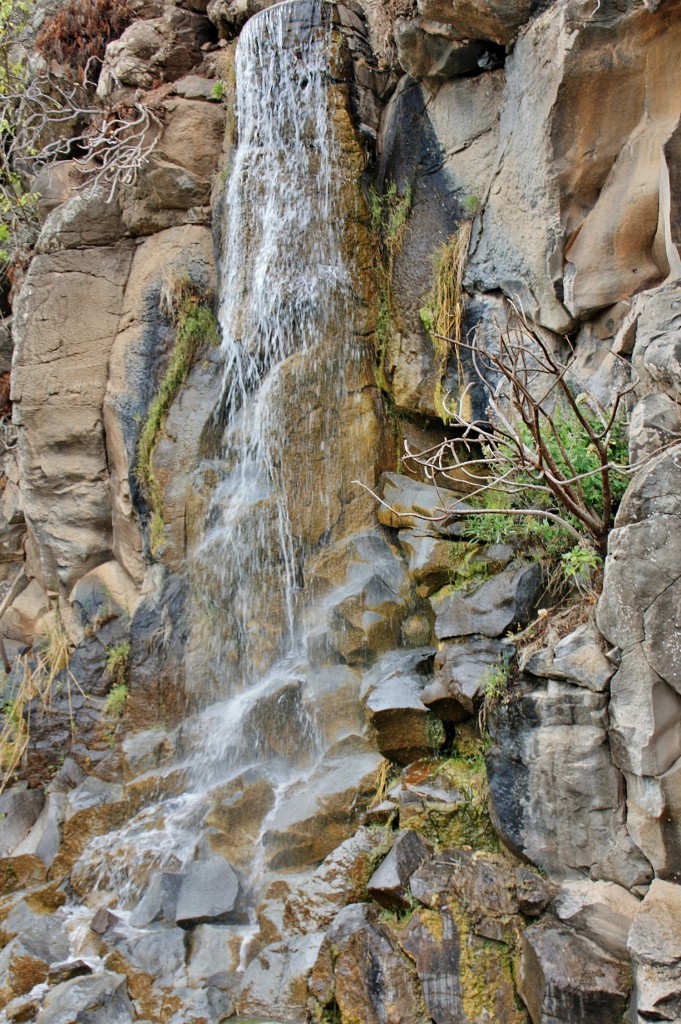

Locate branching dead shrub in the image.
[400,304,646,559]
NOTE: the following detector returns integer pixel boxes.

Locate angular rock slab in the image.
[431,562,542,640]
[366,829,431,910]
[628,878,681,1023]
[553,879,640,960]
[238,932,325,1021]
[424,636,514,720]
[518,920,631,1024]
[309,903,429,1024]
[378,472,466,535]
[361,648,444,764]
[36,971,134,1024]
[174,857,239,926]
[486,679,651,887]
[625,756,681,882]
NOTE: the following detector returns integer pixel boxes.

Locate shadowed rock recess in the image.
[2,0,681,1021]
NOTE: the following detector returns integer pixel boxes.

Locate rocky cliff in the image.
[1,0,681,1022]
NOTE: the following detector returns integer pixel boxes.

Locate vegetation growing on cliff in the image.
[369,180,413,394]
[136,276,219,556]
[419,220,473,421]
[0,611,76,792]
[403,305,633,563]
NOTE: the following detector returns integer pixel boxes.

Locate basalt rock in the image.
[518,919,631,1024]
[627,878,681,1023]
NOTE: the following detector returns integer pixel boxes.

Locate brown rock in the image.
[12,243,134,593]
[309,903,429,1024]
[519,920,631,1024]
[415,0,532,45]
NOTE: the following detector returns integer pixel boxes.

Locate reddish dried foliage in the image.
[36,0,134,83]
[0,373,11,419]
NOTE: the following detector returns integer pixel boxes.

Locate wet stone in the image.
[366,829,432,910]
[174,856,239,926]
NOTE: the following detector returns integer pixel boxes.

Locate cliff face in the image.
[1,1,681,1022]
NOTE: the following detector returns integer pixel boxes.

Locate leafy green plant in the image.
[211,80,226,101]
[105,640,131,689]
[105,683,128,718]
[137,275,219,556]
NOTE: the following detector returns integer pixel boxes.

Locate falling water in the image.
[74,0,373,911]
[194,0,355,692]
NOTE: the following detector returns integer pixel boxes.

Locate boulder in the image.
[553,879,640,960]
[397,907,464,1024]
[431,561,542,640]
[259,753,383,870]
[238,932,325,1020]
[186,922,251,988]
[518,920,631,1024]
[283,827,391,934]
[423,635,514,720]
[377,472,467,535]
[629,392,681,465]
[397,530,457,596]
[11,792,66,869]
[410,847,550,932]
[415,0,533,45]
[121,96,226,235]
[624,758,681,882]
[129,872,184,928]
[174,856,239,926]
[36,184,127,253]
[325,533,416,665]
[69,559,140,631]
[522,622,615,693]
[632,281,681,399]
[309,903,429,1024]
[0,784,44,856]
[360,648,444,764]
[0,938,50,1005]
[366,829,431,909]
[627,878,681,1023]
[394,20,490,80]
[36,971,134,1024]
[97,8,213,98]
[1,576,49,643]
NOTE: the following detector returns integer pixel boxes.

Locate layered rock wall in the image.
[1,1,681,1022]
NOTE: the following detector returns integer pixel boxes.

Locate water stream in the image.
[74,0,372,920]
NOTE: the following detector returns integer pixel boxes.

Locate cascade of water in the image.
[73,0,372,911]
[194,0,354,693]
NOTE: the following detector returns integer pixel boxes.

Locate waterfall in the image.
[74,0,377,911]
[193,0,354,692]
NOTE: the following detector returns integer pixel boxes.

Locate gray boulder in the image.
[366,830,431,910]
[518,920,631,1024]
[431,561,542,640]
[627,878,681,1023]
[36,972,134,1024]
[174,856,240,926]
